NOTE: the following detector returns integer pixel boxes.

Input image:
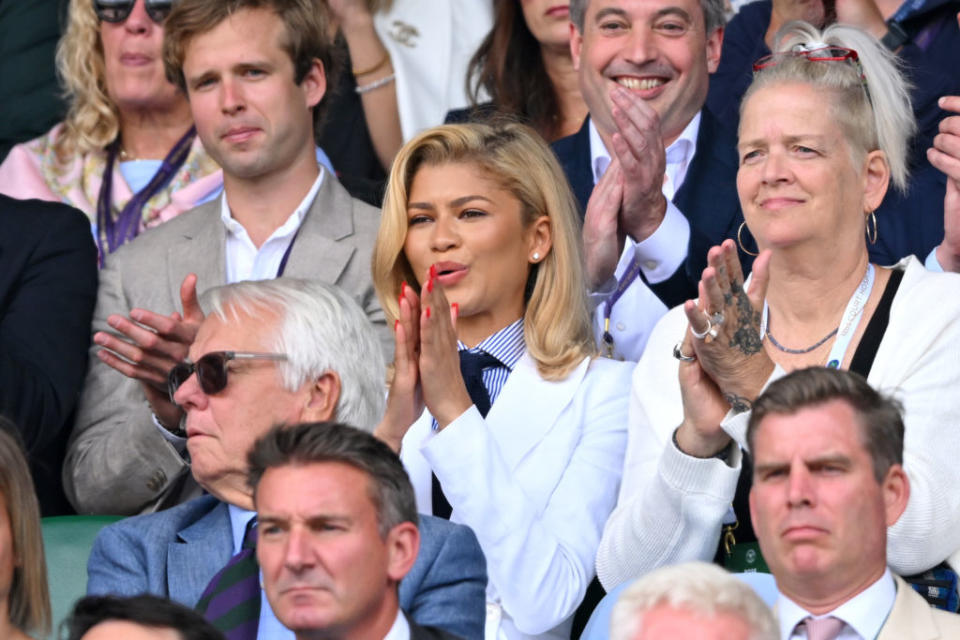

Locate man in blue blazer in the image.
[86,279,486,639]
[556,0,748,361]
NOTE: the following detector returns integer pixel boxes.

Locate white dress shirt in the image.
[587,113,699,362]
[778,569,897,640]
[221,168,324,283]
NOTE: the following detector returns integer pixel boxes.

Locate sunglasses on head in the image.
[167,351,288,403]
[752,45,872,107]
[94,0,176,24]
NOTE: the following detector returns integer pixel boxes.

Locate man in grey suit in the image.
[250,422,467,640]
[748,368,960,640]
[65,0,390,515]
[86,278,487,639]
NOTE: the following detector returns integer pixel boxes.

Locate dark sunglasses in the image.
[167,351,288,403]
[94,0,177,24]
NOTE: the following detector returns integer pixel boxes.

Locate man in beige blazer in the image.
[747,367,960,640]
[64,0,389,516]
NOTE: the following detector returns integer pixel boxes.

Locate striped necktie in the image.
[196,517,260,640]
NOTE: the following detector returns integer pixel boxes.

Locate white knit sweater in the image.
[596,257,960,589]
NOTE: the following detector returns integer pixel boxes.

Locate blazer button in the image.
[146,470,167,492]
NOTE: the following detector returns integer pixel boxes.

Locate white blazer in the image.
[400,352,633,640]
[373,0,493,140]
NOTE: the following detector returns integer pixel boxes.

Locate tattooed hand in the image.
[684,240,775,412]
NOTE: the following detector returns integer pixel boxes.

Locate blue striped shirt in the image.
[431,318,525,430]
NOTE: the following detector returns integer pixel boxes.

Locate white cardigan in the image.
[596,257,960,590]
[401,352,633,640]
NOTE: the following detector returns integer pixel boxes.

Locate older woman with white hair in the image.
[596,21,960,591]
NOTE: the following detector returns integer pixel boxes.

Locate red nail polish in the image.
[394,319,399,331]
[427,277,434,293]
[426,306,431,319]
[429,264,437,279]
[400,281,406,296]
[452,302,459,315]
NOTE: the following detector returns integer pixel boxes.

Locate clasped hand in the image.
[375,268,472,452]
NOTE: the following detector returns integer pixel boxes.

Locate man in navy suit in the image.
[251,422,466,640]
[86,279,486,639]
[557,0,746,361]
[0,195,97,515]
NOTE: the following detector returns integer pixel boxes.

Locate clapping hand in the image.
[929,95,960,272]
[94,274,203,429]
[674,241,774,456]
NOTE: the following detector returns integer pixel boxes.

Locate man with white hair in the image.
[609,562,777,640]
[86,279,487,640]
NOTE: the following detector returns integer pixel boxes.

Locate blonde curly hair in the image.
[54,0,121,160]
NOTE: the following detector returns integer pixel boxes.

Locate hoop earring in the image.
[866,210,878,245]
[737,222,759,257]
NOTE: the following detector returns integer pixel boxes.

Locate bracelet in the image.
[355,73,395,95]
[352,50,390,77]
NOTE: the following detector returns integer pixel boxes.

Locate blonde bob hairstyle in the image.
[54,0,123,159]
[0,422,51,637]
[372,121,596,380]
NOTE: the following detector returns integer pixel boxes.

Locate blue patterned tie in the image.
[195,517,260,640]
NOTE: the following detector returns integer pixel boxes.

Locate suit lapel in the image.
[484,353,589,471]
[165,200,225,306]
[167,499,233,607]
[551,117,594,215]
[284,169,357,282]
[878,575,940,640]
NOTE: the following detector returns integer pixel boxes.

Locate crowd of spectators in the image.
[2,0,960,638]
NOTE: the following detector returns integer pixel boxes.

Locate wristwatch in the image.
[881,20,909,51]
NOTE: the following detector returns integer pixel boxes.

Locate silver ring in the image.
[690,317,713,340]
[704,325,720,344]
[673,342,697,362]
[710,311,725,326]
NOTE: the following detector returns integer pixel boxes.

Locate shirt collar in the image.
[666,111,700,169]
[218,166,326,240]
[383,609,410,640]
[226,504,257,555]
[458,318,525,371]
[777,568,896,640]
[587,111,702,185]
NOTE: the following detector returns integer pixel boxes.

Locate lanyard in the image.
[761,263,875,370]
[275,226,302,278]
[96,127,196,265]
[601,253,642,357]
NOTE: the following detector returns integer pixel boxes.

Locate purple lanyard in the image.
[275,226,302,278]
[601,253,642,357]
[96,126,196,266]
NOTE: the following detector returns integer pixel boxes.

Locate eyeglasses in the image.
[752,46,872,106]
[94,0,176,24]
[167,351,288,403]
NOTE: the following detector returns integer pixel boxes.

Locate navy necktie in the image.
[432,350,503,519]
[195,517,260,640]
